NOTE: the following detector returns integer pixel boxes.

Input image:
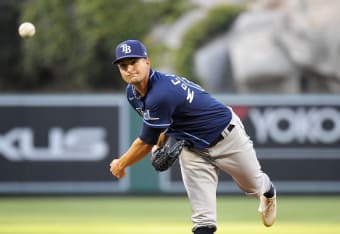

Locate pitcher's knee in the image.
[244,174,272,198]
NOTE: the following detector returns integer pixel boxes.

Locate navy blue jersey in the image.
[127,69,232,149]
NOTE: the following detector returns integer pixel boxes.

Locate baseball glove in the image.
[151,137,185,172]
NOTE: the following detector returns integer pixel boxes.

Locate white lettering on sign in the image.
[249,107,340,144]
[0,127,108,161]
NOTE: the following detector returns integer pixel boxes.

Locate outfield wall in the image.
[0,94,339,195]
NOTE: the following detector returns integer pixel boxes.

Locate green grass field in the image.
[0,196,339,234]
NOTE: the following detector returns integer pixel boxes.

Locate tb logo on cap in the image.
[121,44,131,54]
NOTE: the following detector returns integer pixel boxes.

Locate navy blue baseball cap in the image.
[113,40,148,64]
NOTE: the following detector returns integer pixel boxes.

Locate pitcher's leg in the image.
[217,147,272,197]
[180,148,218,233]
[212,124,277,227]
[209,114,273,197]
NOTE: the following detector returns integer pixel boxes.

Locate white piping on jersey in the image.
[143,119,170,128]
[164,127,210,146]
[144,120,210,146]
[182,131,210,146]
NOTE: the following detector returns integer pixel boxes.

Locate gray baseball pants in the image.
[179,108,272,232]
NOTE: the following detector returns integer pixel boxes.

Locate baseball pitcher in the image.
[110,40,277,234]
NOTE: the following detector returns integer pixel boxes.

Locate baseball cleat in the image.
[258,195,276,227]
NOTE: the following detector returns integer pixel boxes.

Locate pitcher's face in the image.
[117,58,150,84]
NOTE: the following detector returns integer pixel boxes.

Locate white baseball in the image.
[18,22,36,38]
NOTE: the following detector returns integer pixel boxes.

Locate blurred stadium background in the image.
[0,0,339,233]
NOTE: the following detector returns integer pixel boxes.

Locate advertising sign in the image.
[0,95,129,194]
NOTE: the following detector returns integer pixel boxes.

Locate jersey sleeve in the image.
[143,90,180,129]
[139,124,165,145]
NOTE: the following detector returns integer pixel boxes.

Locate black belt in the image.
[209,124,235,147]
